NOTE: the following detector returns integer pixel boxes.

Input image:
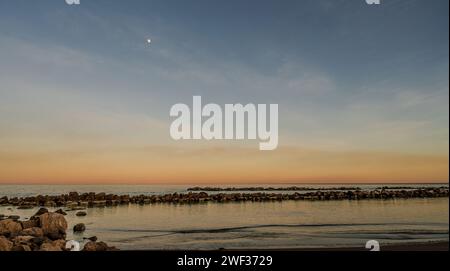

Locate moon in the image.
[146,38,152,44]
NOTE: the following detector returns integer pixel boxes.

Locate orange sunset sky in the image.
[0,1,448,184]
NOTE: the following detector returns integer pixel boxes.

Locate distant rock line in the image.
[187,186,363,191]
[187,186,448,191]
[0,188,448,209]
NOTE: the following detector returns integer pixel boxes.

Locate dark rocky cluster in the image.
[0,208,117,251]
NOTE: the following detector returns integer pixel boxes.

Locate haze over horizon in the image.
[0,0,448,184]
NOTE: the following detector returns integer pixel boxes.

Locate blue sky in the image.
[0,0,448,183]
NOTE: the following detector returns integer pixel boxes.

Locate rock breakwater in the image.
[0,188,447,209]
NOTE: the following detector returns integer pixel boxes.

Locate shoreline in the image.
[218,241,449,251]
[114,241,449,251]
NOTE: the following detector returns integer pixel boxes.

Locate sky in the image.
[0,0,448,184]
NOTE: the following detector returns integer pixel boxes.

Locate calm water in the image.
[0,184,448,250]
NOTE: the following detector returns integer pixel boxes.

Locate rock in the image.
[81,241,98,251]
[33,207,48,217]
[0,219,22,237]
[75,211,87,217]
[47,232,65,241]
[87,236,97,242]
[44,201,56,207]
[68,192,79,201]
[30,237,45,246]
[11,244,32,251]
[0,236,13,251]
[65,201,78,209]
[40,242,62,251]
[82,241,114,251]
[19,227,44,237]
[0,196,8,204]
[20,219,39,229]
[7,215,20,221]
[51,239,66,250]
[39,212,67,240]
[55,209,67,215]
[95,192,106,200]
[73,223,86,233]
[12,235,34,245]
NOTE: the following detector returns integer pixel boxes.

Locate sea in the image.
[0,184,448,250]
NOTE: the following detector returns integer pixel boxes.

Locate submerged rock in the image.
[75,211,87,217]
[65,207,86,212]
[87,236,97,242]
[73,223,86,233]
[17,205,33,210]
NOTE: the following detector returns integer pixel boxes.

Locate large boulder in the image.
[0,236,13,251]
[0,219,22,237]
[38,212,67,240]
